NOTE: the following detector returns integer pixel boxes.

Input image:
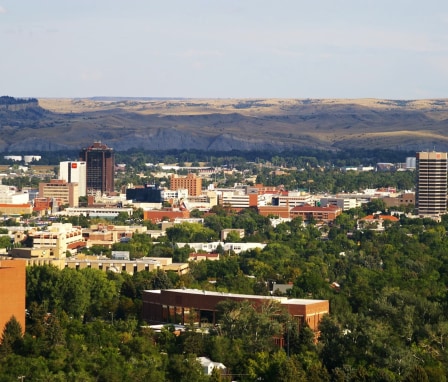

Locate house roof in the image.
[363,215,399,222]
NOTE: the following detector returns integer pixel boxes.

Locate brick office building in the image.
[142,288,329,332]
[143,208,190,223]
[290,205,342,222]
[170,173,202,196]
[0,260,26,336]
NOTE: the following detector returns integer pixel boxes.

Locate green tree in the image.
[0,316,23,356]
[26,265,60,309]
[80,268,119,318]
[54,268,89,319]
[216,300,285,354]
[166,353,208,382]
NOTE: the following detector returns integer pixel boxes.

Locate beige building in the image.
[64,255,189,275]
[0,203,32,215]
[221,228,245,241]
[30,223,84,257]
[83,224,147,248]
[39,179,79,207]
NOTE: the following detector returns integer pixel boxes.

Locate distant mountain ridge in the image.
[1,97,448,153]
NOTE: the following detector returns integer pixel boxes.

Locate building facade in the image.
[142,288,329,331]
[59,161,87,197]
[143,208,190,223]
[126,184,163,203]
[79,142,115,195]
[290,205,342,222]
[39,179,79,207]
[30,223,84,257]
[0,203,33,215]
[0,260,26,336]
[0,185,29,204]
[170,173,202,196]
[416,151,448,216]
[320,197,360,211]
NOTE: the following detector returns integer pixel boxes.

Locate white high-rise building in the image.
[59,161,87,197]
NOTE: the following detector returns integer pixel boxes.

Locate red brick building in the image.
[142,288,329,332]
[258,205,291,218]
[290,205,342,222]
[143,208,191,223]
[170,173,202,196]
[0,260,26,336]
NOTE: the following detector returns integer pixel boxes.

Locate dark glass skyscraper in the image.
[79,142,115,195]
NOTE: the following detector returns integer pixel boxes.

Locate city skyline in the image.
[1,1,448,99]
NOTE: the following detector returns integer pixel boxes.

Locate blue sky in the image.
[1,0,448,99]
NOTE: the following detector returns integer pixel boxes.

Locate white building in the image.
[177,241,266,254]
[0,185,29,204]
[57,207,133,218]
[59,161,87,197]
[219,190,250,208]
[197,357,226,376]
[162,189,189,200]
[23,155,41,164]
[4,155,22,162]
[320,197,360,211]
[271,191,313,207]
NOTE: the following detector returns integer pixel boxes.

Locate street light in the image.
[18,376,25,382]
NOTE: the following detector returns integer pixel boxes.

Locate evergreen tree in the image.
[0,316,23,357]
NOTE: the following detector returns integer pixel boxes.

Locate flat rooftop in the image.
[144,288,327,305]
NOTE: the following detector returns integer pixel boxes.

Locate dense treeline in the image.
[1,148,415,168]
[3,201,448,380]
[0,96,38,106]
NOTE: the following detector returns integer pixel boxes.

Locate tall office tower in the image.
[416,151,448,216]
[59,161,87,197]
[79,142,115,195]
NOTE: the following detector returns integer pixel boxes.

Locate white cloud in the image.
[0,6,7,14]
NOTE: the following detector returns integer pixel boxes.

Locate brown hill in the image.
[1,97,447,152]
